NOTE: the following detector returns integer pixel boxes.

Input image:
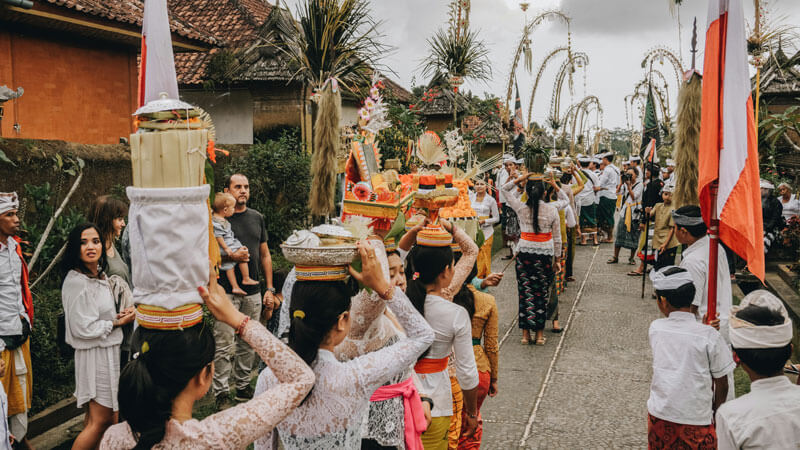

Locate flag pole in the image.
[707,180,719,324]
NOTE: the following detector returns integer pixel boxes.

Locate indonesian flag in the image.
[698,0,764,280]
[138,0,180,106]
[643,138,658,164]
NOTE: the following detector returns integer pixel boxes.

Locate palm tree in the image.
[273,0,387,216]
[421,28,491,125]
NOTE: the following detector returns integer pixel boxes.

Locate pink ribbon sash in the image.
[370,376,427,450]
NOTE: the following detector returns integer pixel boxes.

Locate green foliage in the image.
[376,95,423,170]
[758,104,800,182]
[282,0,387,91]
[421,28,492,82]
[22,182,85,274]
[30,287,75,414]
[224,129,311,251]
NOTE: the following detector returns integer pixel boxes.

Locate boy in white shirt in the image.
[647,266,735,449]
[715,290,800,449]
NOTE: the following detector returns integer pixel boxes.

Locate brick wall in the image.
[0,28,137,144]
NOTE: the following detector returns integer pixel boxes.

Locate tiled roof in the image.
[169,0,275,85]
[43,0,217,44]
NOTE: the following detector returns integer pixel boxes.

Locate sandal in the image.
[551,327,563,333]
[535,337,547,346]
[627,271,644,276]
[566,276,576,282]
[606,257,619,264]
[521,337,530,345]
[627,258,637,265]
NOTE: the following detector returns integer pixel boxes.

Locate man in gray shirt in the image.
[213,174,276,410]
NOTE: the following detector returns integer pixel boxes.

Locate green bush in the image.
[223,129,312,253]
[20,181,85,414]
[29,287,75,414]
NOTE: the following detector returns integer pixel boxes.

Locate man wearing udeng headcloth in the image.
[716,290,800,449]
[0,192,33,449]
[673,205,735,400]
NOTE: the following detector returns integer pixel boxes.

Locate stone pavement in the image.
[480,243,661,449]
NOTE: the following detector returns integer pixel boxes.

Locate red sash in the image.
[413,356,448,374]
[520,232,552,242]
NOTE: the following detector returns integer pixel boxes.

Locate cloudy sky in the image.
[281,0,800,130]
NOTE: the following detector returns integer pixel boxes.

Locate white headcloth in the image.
[649,266,695,292]
[760,179,775,190]
[729,290,793,349]
[502,153,515,164]
[0,192,18,215]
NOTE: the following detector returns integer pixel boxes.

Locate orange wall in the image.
[0,29,137,144]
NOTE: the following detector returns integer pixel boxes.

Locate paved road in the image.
[480,244,661,449]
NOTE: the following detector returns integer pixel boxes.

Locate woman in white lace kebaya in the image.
[255,242,434,450]
[99,279,314,449]
[503,173,562,346]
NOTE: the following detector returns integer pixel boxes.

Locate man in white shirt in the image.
[665,158,676,185]
[716,290,800,449]
[0,193,33,448]
[595,153,619,243]
[647,266,734,449]
[495,155,516,258]
[673,205,735,402]
[576,157,600,245]
[630,156,643,182]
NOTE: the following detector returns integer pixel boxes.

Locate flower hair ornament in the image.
[293,310,306,320]
[132,340,150,360]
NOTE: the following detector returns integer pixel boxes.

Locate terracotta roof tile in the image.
[44,0,217,44]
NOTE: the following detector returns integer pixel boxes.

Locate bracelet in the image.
[420,396,434,409]
[235,316,250,335]
[378,285,393,301]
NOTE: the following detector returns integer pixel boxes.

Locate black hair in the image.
[223,173,248,189]
[289,279,357,367]
[732,304,792,376]
[272,268,289,294]
[452,264,479,320]
[674,205,707,238]
[525,180,546,233]
[406,245,454,316]
[119,324,215,449]
[654,266,696,309]
[603,154,614,163]
[560,172,572,184]
[61,223,107,279]
[87,195,128,246]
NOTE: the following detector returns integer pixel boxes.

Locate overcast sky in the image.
[281,0,800,130]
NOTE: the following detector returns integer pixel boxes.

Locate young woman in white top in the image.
[254,242,434,450]
[470,177,500,278]
[60,223,136,448]
[503,172,562,345]
[402,219,481,449]
[778,182,800,221]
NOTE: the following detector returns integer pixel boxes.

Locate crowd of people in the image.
[0,150,799,449]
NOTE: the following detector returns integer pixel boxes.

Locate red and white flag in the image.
[138,0,180,106]
[699,0,764,280]
[643,138,658,164]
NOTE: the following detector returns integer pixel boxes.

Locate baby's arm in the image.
[215,236,233,255]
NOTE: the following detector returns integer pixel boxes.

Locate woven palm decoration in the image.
[417,131,449,169]
[674,72,702,208]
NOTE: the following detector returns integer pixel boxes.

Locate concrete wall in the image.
[181,89,254,145]
[0,27,137,144]
[251,83,304,136]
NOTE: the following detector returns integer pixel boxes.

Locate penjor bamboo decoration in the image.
[309,83,342,216]
[674,73,702,208]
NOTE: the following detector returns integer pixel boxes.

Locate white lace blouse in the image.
[254,288,434,450]
[502,181,562,256]
[100,321,315,449]
[469,191,500,240]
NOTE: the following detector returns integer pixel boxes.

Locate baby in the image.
[212,192,259,296]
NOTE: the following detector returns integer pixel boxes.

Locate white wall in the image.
[181,89,254,145]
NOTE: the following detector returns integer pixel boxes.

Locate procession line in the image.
[518,245,600,448]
